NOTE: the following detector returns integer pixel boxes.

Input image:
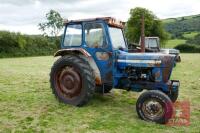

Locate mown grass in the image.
[164,39,186,48]
[0,54,200,133]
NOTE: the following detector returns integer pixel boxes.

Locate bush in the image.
[0,31,60,58]
[175,44,200,53]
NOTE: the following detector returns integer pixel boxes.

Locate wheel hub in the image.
[56,66,82,99]
[142,99,164,120]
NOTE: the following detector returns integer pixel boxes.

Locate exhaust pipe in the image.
[141,14,145,53]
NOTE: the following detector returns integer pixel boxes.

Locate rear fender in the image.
[54,48,91,57]
[54,48,102,85]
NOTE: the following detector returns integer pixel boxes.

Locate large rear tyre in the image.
[50,55,95,106]
[136,90,173,124]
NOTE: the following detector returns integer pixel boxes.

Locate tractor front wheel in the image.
[136,90,173,124]
[50,55,95,106]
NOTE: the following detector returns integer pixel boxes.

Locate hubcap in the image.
[142,98,164,120]
[55,66,82,99]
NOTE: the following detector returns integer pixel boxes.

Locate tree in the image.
[126,7,169,46]
[38,10,63,37]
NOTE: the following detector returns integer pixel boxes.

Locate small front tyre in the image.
[136,90,173,124]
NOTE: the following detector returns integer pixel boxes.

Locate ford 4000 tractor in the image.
[50,17,180,124]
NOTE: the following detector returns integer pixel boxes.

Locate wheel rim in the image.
[142,98,165,120]
[55,66,82,99]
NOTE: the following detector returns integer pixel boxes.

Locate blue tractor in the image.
[50,17,180,124]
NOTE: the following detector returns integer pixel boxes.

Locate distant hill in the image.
[163,14,200,38]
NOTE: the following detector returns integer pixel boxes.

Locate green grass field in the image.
[0,54,200,133]
[182,32,199,39]
[164,39,186,48]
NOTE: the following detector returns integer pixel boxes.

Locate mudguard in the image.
[54,48,91,57]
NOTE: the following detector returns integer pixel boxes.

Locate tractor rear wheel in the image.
[136,90,173,124]
[50,55,95,106]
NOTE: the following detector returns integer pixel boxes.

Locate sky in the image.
[0,0,200,35]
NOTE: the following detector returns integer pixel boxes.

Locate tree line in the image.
[0,10,62,58]
[1,8,199,58]
[164,15,200,52]
[0,31,60,58]
[164,15,200,39]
